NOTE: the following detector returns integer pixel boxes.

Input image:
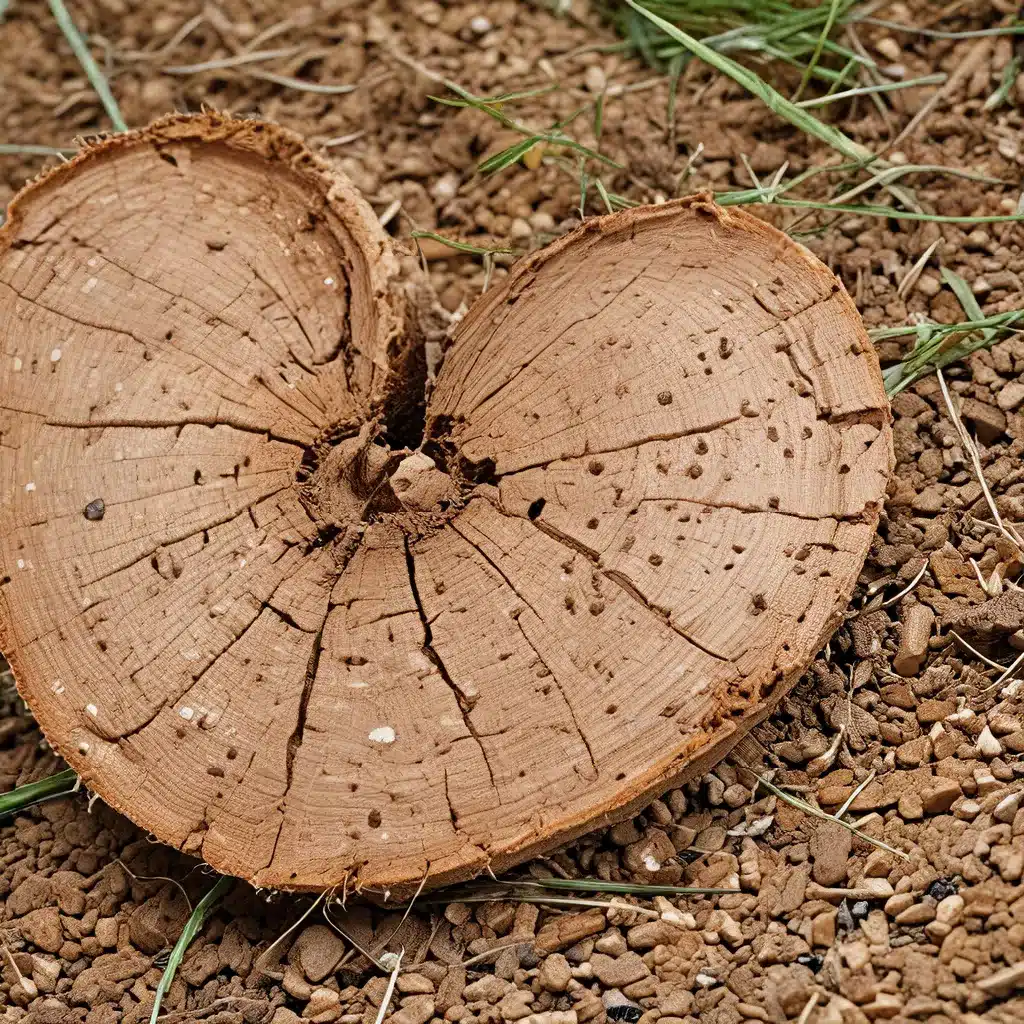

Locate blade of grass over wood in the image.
[624,0,876,165]
[48,0,127,132]
[149,875,232,1024]
[0,768,78,817]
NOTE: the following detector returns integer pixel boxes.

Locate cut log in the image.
[0,113,892,892]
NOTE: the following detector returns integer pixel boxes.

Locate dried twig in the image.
[936,367,1024,551]
[755,774,908,859]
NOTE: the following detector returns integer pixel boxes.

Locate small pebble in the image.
[84,498,105,521]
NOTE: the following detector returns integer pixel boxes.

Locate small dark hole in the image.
[527,497,546,520]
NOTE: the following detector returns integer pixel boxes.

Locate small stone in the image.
[994,791,1022,823]
[884,893,915,917]
[397,974,436,995]
[390,995,436,1024]
[589,952,650,988]
[497,989,534,1021]
[898,791,924,820]
[921,778,961,814]
[622,830,675,874]
[303,988,340,1020]
[976,725,1003,758]
[31,956,61,994]
[895,902,936,925]
[294,925,346,983]
[594,931,627,956]
[284,965,313,1001]
[996,381,1024,412]
[93,918,119,949]
[876,37,901,61]
[464,976,514,1003]
[935,894,964,926]
[917,698,955,724]
[810,819,852,886]
[535,911,605,953]
[722,784,749,808]
[880,684,915,710]
[977,961,1024,996]
[896,735,931,767]
[894,603,934,675]
[839,939,871,970]
[861,993,903,1019]
[538,954,572,993]
[953,796,981,820]
[609,820,642,846]
[584,65,607,94]
[812,911,836,947]
[84,498,105,521]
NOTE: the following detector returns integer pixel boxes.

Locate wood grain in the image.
[0,115,892,892]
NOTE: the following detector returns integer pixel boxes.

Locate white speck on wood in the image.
[179,706,195,721]
[369,726,396,744]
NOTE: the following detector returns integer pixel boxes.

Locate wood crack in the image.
[485,414,746,479]
[404,537,497,793]
[43,417,307,448]
[601,568,731,663]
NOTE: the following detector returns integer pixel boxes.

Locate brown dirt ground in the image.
[2,1,1024,1023]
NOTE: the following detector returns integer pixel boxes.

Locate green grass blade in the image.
[594,178,615,214]
[479,137,543,175]
[715,190,1024,224]
[411,231,515,255]
[149,875,232,1024]
[0,769,78,818]
[0,144,77,157]
[793,0,844,101]
[941,268,986,322]
[984,54,1023,111]
[877,311,1024,396]
[797,72,946,109]
[48,0,127,132]
[624,0,876,165]
[855,17,1024,41]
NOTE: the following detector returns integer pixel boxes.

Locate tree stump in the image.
[0,113,892,891]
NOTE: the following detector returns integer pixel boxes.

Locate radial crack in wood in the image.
[0,116,891,891]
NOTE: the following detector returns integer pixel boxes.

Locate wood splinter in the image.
[0,113,892,892]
